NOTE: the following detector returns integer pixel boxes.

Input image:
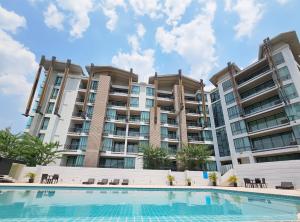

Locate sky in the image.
[0,0,299,133]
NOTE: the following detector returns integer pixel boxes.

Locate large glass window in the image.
[54,76,62,86]
[247,112,287,132]
[130,97,139,107]
[222,79,232,92]
[50,88,59,99]
[283,83,298,100]
[46,102,55,114]
[86,106,94,118]
[210,90,220,103]
[285,102,300,121]
[99,158,125,168]
[26,116,33,129]
[41,117,50,130]
[88,93,96,103]
[212,101,225,127]
[234,137,251,152]
[278,66,291,81]
[227,105,240,119]
[90,80,99,90]
[146,99,154,108]
[131,85,140,94]
[273,52,285,65]
[251,131,294,151]
[225,91,235,105]
[202,130,213,141]
[141,111,150,122]
[216,127,230,157]
[146,87,155,96]
[231,120,247,135]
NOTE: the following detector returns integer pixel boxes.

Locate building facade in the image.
[24,31,300,173]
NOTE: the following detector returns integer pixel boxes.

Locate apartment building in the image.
[24,31,300,173]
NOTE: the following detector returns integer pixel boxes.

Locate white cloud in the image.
[129,0,162,19]
[137,23,145,38]
[155,0,217,80]
[276,0,289,5]
[55,0,94,38]
[0,5,26,33]
[112,23,155,82]
[101,0,126,31]
[44,3,64,30]
[225,0,264,39]
[163,0,192,26]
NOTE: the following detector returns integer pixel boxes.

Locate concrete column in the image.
[149,107,161,147]
[84,75,111,167]
[174,85,188,147]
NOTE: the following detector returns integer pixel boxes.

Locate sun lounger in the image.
[82,178,95,185]
[109,179,119,185]
[275,182,294,190]
[121,179,129,185]
[97,179,108,185]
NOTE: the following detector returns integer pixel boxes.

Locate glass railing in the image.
[157,94,174,99]
[187,122,203,127]
[185,109,200,114]
[102,145,125,152]
[240,80,275,100]
[110,89,128,94]
[244,100,282,116]
[72,112,84,118]
[108,101,127,107]
[188,135,203,141]
[68,127,89,134]
[248,118,289,133]
[237,65,270,85]
[76,98,85,103]
[129,117,140,122]
[127,145,139,153]
[161,106,175,112]
[64,144,86,150]
[161,134,178,140]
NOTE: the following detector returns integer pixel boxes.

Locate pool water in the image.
[0,187,299,222]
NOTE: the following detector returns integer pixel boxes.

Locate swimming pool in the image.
[0,186,299,222]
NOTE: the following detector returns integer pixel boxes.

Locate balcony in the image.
[157,93,174,100]
[185,109,200,115]
[102,145,125,153]
[76,97,85,103]
[160,106,175,112]
[161,119,178,126]
[129,116,140,123]
[106,115,126,122]
[243,97,283,117]
[72,111,84,118]
[236,65,270,86]
[162,146,178,155]
[162,133,178,140]
[64,144,86,151]
[240,80,276,101]
[68,127,89,134]
[188,135,203,142]
[127,145,139,153]
[110,88,128,95]
[108,101,127,107]
[187,122,203,128]
[103,130,126,137]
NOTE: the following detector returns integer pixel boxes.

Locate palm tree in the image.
[176,144,212,170]
[141,144,170,169]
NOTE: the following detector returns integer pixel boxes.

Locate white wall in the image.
[234,160,300,188]
[16,166,219,186]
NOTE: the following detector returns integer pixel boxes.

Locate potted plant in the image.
[186,178,192,186]
[228,175,238,187]
[25,172,36,183]
[209,172,218,186]
[167,175,175,186]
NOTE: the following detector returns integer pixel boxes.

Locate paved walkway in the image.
[1,183,300,197]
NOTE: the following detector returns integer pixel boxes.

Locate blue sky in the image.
[0,0,299,133]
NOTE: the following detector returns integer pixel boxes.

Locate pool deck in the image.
[1,183,300,198]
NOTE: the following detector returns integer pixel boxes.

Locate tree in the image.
[0,128,61,167]
[0,128,21,159]
[176,144,212,170]
[18,133,61,166]
[141,144,170,169]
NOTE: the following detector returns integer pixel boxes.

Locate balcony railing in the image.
[162,147,178,155]
[237,65,270,85]
[103,130,126,137]
[68,128,89,134]
[129,117,140,122]
[160,106,175,112]
[248,118,289,133]
[185,109,200,115]
[127,145,139,153]
[76,98,85,103]
[110,89,128,95]
[244,100,282,116]
[187,122,203,128]
[188,135,203,142]
[64,144,86,150]
[162,134,178,140]
[72,112,84,118]
[157,94,174,99]
[108,101,127,107]
[161,119,178,125]
[252,140,298,152]
[106,115,127,122]
[102,145,125,152]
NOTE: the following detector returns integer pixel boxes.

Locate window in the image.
[285,102,300,121]
[146,87,155,96]
[202,130,213,141]
[46,102,55,114]
[216,127,230,157]
[160,113,168,124]
[41,117,50,130]
[256,153,300,163]
[210,90,220,103]
[141,111,150,122]
[278,66,291,81]
[231,120,247,135]
[227,105,240,119]
[146,99,154,108]
[131,85,140,94]
[283,83,298,100]
[50,88,59,99]
[86,105,94,118]
[90,80,98,90]
[273,52,285,65]
[212,101,225,127]
[38,133,45,142]
[26,116,33,129]
[99,158,125,168]
[32,101,38,112]
[88,93,96,103]
[234,137,251,152]
[222,79,232,92]
[54,76,62,86]
[130,97,139,107]
[225,92,235,105]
